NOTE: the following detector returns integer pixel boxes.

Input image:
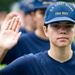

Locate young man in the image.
[1,0,57,64]
[0,2,75,75]
[19,0,37,33]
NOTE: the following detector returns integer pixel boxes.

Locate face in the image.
[34,9,46,30]
[24,11,36,30]
[44,21,75,48]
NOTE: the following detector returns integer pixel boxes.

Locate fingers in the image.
[4,12,19,21]
[15,18,21,33]
[5,16,21,33]
[14,32,22,44]
[8,17,18,30]
[1,12,19,30]
[11,17,21,32]
[4,20,11,30]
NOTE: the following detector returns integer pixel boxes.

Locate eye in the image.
[50,24,60,29]
[65,24,74,29]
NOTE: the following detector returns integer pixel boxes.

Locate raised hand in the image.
[0,16,21,50]
[1,12,19,30]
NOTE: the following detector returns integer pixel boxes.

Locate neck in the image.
[25,25,34,32]
[48,45,73,63]
[35,29,48,40]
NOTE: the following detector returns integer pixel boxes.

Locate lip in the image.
[57,37,68,39]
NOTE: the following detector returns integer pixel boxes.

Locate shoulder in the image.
[7,53,40,68]
[0,51,48,74]
[19,32,35,40]
[16,51,46,64]
[19,28,27,33]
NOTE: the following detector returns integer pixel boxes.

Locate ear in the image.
[43,26,49,37]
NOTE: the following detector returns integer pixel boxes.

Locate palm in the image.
[0,30,19,50]
[0,16,21,50]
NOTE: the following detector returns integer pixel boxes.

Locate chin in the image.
[58,44,69,48]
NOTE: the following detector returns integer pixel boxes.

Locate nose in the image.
[59,27,67,34]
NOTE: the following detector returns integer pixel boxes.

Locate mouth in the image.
[57,37,68,40]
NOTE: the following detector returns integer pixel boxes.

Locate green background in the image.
[0,64,7,69]
[0,0,75,12]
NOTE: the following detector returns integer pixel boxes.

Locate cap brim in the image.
[44,17,75,24]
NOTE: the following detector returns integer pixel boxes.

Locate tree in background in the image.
[0,0,75,12]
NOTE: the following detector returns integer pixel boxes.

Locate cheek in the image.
[36,13,43,20]
[47,29,54,38]
[48,29,58,41]
[48,27,56,35]
[68,29,75,36]
[49,32,56,39]
[69,31,75,40]
[28,16,32,21]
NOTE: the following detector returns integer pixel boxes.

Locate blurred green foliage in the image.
[0,0,17,12]
[0,0,75,12]
[0,64,7,69]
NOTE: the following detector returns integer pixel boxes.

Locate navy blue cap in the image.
[19,0,57,13]
[44,2,75,25]
[32,0,57,10]
[19,0,35,13]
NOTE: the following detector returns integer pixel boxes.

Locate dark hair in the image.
[44,24,48,27]
[44,21,75,28]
